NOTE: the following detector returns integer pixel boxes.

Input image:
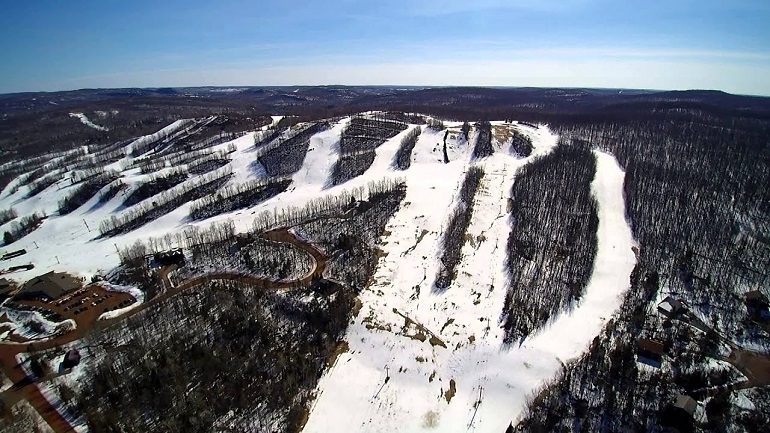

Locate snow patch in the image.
[0,307,76,341]
[94,281,144,320]
[69,113,109,131]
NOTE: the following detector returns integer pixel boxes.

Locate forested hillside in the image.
[515,110,770,432]
[503,143,598,342]
[0,88,768,433]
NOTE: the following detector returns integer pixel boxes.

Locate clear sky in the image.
[1,0,769,95]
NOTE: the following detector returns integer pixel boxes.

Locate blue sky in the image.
[1,0,770,95]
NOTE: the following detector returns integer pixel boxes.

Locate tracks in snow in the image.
[303,133,637,433]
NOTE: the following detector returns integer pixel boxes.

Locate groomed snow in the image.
[222,132,260,186]
[0,117,637,432]
[302,131,637,433]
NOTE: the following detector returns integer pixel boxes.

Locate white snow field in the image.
[69,113,109,131]
[0,115,636,432]
[302,128,637,433]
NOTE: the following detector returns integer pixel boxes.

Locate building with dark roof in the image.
[661,394,698,433]
[745,290,770,321]
[637,338,665,368]
[15,271,82,301]
[149,248,185,268]
[658,296,684,318]
[0,278,14,301]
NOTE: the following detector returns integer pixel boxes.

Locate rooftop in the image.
[674,394,697,416]
[745,290,768,302]
[638,338,665,355]
[0,278,14,295]
[16,271,82,300]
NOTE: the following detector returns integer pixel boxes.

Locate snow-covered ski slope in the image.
[302,125,637,433]
[0,115,637,432]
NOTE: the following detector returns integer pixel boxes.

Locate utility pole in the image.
[33,241,39,249]
[468,386,483,429]
[83,219,90,232]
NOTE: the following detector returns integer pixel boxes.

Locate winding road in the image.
[0,227,329,433]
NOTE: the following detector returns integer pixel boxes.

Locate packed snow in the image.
[0,115,638,432]
[303,126,637,433]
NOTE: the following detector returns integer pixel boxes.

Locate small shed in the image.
[660,394,697,433]
[637,338,665,368]
[658,296,684,318]
[674,395,697,416]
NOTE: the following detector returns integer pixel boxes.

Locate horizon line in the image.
[3,85,768,99]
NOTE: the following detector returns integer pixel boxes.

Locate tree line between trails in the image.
[122,168,189,207]
[514,109,770,431]
[98,167,233,237]
[330,115,407,185]
[0,208,17,226]
[2,212,45,246]
[502,142,598,342]
[510,128,533,157]
[115,177,405,265]
[393,126,421,170]
[58,170,120,215]
[435,166,485,290]
[471,121,494,159]
[188,177,292,221]
[257,122,330,178]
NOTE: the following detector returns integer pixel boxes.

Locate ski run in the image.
[0,116,637,432]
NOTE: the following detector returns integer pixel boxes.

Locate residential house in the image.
[658,296,684,319]
[637,338,665,368]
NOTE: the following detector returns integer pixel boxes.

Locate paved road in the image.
[0,227,328,433]
[681,312,770,398]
